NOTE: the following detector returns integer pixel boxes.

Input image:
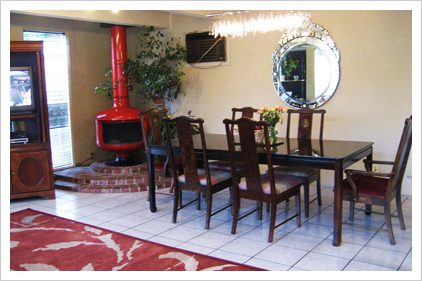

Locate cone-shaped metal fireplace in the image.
[95,25,144,165]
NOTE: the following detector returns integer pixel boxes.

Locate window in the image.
[23,31,73,168]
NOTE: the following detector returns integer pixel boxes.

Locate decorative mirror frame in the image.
[272,23,340,108]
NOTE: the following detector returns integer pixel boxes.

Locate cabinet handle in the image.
[11,171,16,175]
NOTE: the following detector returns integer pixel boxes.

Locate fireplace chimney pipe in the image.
[110,25,129,108]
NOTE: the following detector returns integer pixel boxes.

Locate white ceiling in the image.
[11,10,244,29]
[167,10,232,18]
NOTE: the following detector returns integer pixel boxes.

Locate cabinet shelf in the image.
[11,113,37,119]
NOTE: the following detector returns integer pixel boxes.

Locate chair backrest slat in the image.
[286,108,326,140]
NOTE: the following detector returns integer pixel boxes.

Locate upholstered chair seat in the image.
[177,169,232,186]
[239,174,303,195]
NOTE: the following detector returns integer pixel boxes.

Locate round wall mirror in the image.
[272,23,340,108]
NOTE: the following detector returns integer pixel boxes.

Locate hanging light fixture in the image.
[210,11,311,38]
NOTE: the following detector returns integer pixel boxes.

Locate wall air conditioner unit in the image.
[185,32,226,64]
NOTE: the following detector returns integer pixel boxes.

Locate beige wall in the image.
[168,11,413,194]
[10,11,413,195]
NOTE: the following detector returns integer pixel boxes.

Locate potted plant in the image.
[281,57,299,80]
[95,27,186,109]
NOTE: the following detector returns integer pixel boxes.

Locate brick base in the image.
[54,162,172,193]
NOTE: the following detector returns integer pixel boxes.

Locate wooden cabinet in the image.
[10,41,55,200]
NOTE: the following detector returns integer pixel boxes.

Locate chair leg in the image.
[257,201,263,220]
[169,178,175,194]
[349,201,355,221]
[172,187,179,224]
[395,196,406,230]
[295,193,302,227]
[266,202,270,212]
[178,189,183,208]
[196,192,201,210]
[365,204,372,215]
[316,175,322,206]
[205,192,212,230]
[229,186,234,215]
[231,197,240,235]
[303,182,310,218]
[268,202,277,242]
[384,202,396,245]
[163,156,170,177]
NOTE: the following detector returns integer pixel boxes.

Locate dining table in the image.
[146,134,373,246]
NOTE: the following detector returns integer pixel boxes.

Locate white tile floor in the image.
[10,186,412,271]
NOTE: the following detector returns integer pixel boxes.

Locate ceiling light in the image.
[210,11,311,38]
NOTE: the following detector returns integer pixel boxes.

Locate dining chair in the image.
[272,108,326,217]
[342,116,412,245]
[231,106,263,125]
[224,117,302,242]
[209,106,263,171]
[140,108,176,197]
[164,116,233,229]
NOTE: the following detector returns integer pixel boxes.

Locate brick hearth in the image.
[54,162,172,193]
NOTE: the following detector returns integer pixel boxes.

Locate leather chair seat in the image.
[342,174,389,198]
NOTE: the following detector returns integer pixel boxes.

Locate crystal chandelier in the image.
[210,11,311,38]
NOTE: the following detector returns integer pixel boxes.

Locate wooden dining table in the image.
[146,134,373,246]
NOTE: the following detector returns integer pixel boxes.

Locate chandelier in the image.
[210,11,311,38]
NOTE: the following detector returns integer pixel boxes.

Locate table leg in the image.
[148,149,157,212]
[332,161,343,246]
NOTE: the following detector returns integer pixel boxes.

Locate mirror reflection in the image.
[272,24,340,109]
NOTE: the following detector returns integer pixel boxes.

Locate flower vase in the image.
[269,125,277,144]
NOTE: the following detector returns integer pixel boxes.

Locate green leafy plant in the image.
[281,57,299,79]
[126,27,186,106]
[95,26,186,107]
[94,69,113,100]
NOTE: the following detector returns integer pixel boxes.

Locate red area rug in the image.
[10,209,262,271]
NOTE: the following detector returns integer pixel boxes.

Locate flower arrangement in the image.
[257,106,286,143]
[257,106,286,127]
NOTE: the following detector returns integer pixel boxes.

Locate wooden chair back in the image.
[140,108,168,148]
[231,107,262,131]
[389,116,412,196]
[224,117,276,198]
[231,106,262,120]
[286,108,326,140]
[164,116,210,189]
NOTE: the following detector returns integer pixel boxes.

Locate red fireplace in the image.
[95,25,145,165]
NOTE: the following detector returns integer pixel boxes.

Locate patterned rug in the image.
[10,209,262,271]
